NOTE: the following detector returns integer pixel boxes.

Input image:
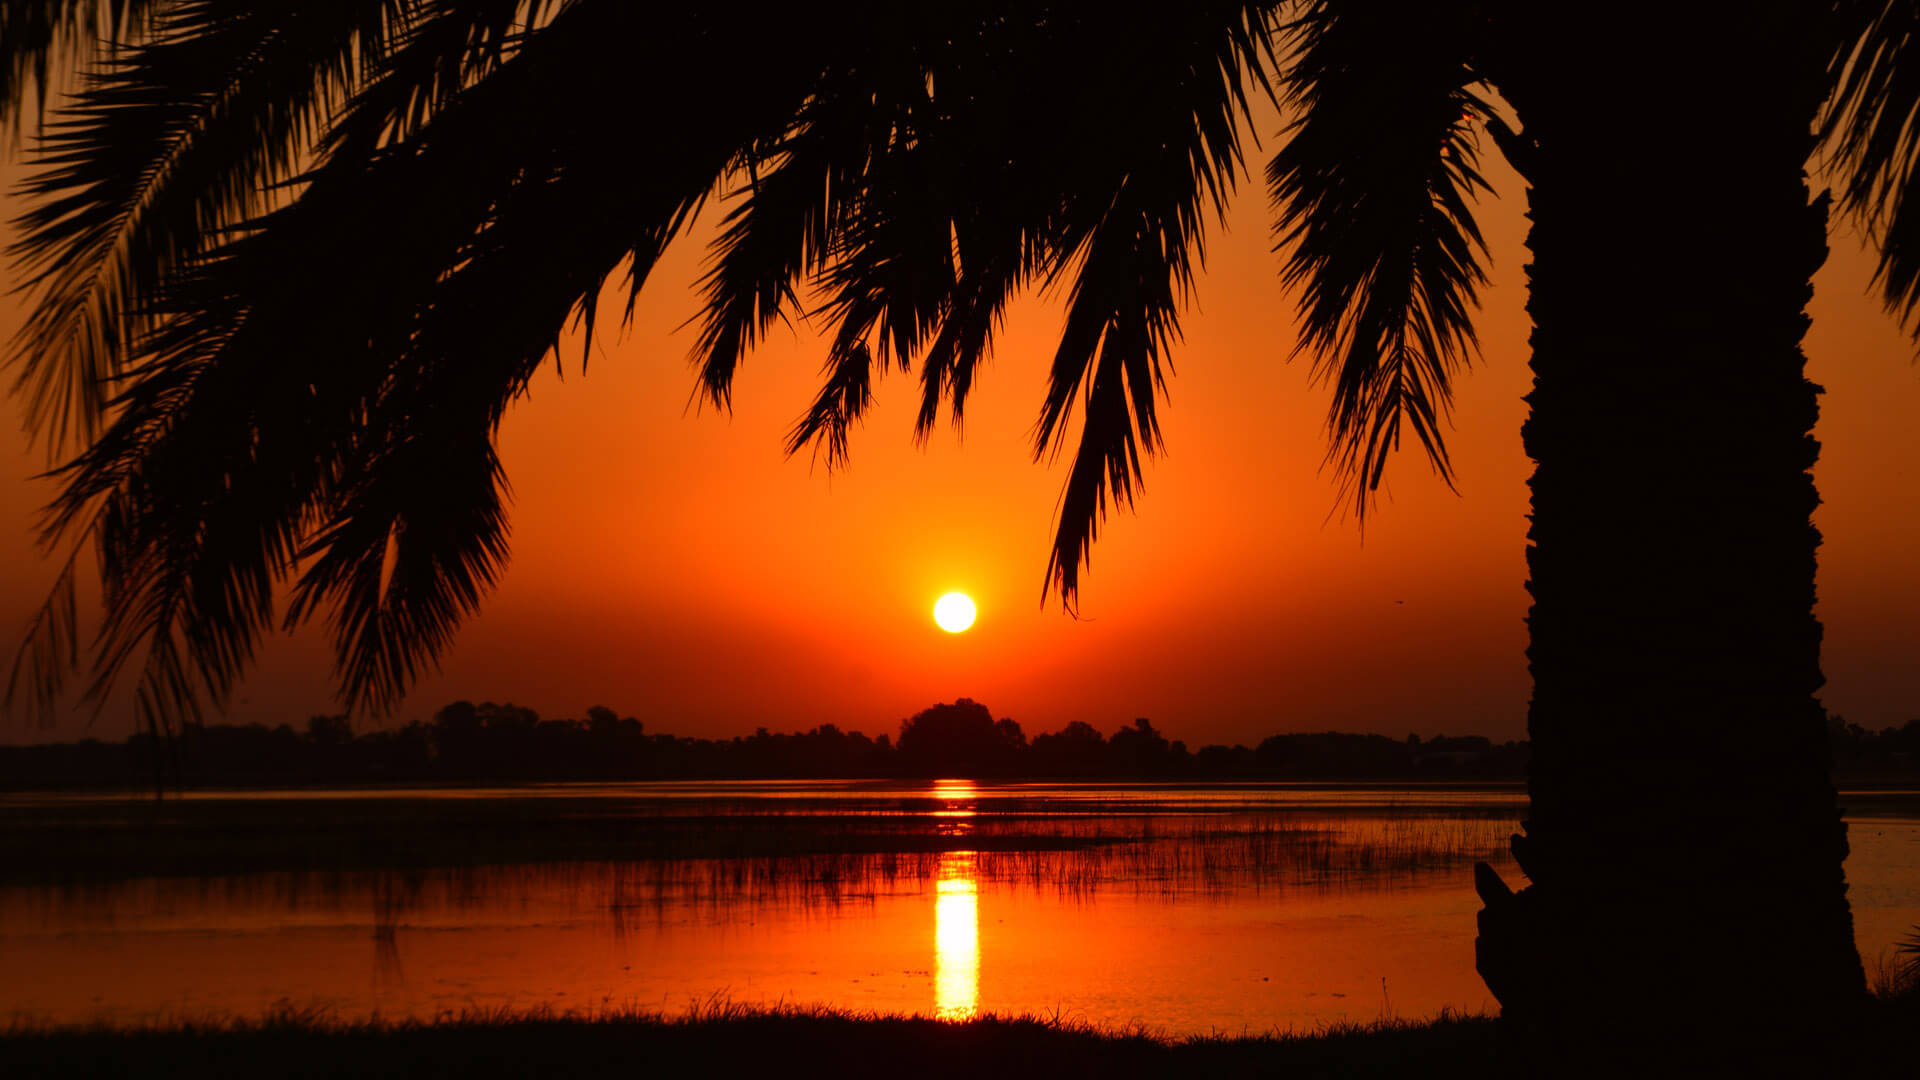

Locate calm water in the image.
[3,781,1916,1035]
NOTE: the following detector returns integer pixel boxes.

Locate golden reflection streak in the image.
[929,778,978,818]
[934,850,979,1021]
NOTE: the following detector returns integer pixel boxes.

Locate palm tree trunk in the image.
[1476,5,1867,1066]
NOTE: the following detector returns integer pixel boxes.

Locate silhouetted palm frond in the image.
[695,3,1280,611]
[1822,0,1920,334]
[6,1,826,726]
[1024,3,1276,609]
[8,0,412,451]
[0,0,154,128]
[236,3,819,715]
[1268,0,1500,521]
[786,340,875,469]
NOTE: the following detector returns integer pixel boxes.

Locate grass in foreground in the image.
[1,1002,1506,1079]
[6,987,1918,1080]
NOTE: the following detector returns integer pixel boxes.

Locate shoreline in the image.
[0,1004,1512,1078]
[4,994,1914,1079]
[2,781,1912,885]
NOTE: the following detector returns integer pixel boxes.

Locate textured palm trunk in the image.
[1475,5,1867,1066]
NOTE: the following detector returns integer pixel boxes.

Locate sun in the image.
[933,592,977,633]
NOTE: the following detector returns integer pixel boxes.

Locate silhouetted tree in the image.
[585,705,620,737]
[429,700,484,772]
[896,699,1022,776]
[994,717,1027,752]
[305,714,352,747]
[1107,718,1172,776]
[1192,743,1256,777]
[1257,732,1411,777]
[1029,721,1108,777]
[1828,715,1920,773]
[7,1,1919,1065]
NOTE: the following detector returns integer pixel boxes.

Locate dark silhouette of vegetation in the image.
[895,699,1027,776]
[0,782,1542,885]
[3,984,1917,1080]
[8,0,1920,1069]
[23,700,1916,792]
[0,697,1533,788]
[1828,716,1920,776]
[1896,929,1920,998]
[1,1004,1518,1080]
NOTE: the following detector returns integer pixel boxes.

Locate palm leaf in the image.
[1268,0,1499,521]
[1033,2,1277,609]
[1822,0,1920,332]
[8,0,410,452]
[690,59,902,413]
[720,2,1280,609]
[703,8,974,455]
[9,1,827,725]
[786,340,875,469]
[0,0,155,128]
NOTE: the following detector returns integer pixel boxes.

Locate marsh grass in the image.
[8,989,1915,1080]
[0,786,1528,881]
[1867,931,1920,1000]
[7,811,1522,934]
[0,999,1514,1079]
[0,786,1522,888]
[6,990,1915,1080]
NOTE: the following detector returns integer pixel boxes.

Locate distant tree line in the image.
[2,697,1531,788]
[1827,715,1920,776]
[10,696,1905,789]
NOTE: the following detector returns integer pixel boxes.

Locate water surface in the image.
[4,781,1914,1034]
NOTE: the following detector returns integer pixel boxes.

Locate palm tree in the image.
[3,0,1916,1064]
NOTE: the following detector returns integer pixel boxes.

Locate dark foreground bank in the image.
[4,990,1916,1080]
[1,1006,1504,1079]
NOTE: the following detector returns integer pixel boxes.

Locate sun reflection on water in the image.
[928,778,978,819]
[933,850,979,1021]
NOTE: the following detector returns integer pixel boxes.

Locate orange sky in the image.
[4,110,1919,747]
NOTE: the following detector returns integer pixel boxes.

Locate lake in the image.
[3,781,1915,1035]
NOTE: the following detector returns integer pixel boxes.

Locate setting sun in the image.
[933,593,977,633]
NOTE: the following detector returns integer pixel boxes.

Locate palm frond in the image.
[6,1,545,722]
[0,0,155,129]
[785,340,875,470]
[689,3,1281,610]
[1034,2,1277,609]
[10,0,827,725]
[906,21,1059,442]
[697,7,974,458]
[289,423,511,715]
[316,0,558,161]
[263,3,817,714]
[689,73,883,412]
[2,540,83,720]
[811,140,956,384]
[1268,0,1499,522]
[1822,0,1920,333]
[8,0,411,452]
[913,250,1020,442]
[756,2,1279,608]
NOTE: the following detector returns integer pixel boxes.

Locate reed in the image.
[7,811,1524,943]
[0,999,1512,1079]
[0,788,1524,887]
[6,993,1912,1079]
